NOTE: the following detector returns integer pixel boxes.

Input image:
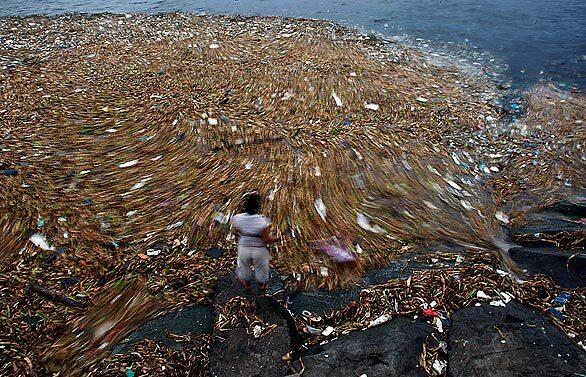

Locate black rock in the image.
[510,247,586,288]
[303,317,431,377]
[211,326,291,377]
[205,247,225,259]
[448,300,586,377]
[210,274,291,377]
[288,289,360,316]
[112,305,214,354]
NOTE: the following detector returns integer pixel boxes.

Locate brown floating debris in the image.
[0,11,583,377]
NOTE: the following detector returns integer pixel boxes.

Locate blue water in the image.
[1,0,585,90]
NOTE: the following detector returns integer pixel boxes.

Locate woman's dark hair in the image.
[243,192,261,215]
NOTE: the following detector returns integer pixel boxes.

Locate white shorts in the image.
[236,246,270,284]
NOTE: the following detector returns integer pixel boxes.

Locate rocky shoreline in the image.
[0,12,584,376]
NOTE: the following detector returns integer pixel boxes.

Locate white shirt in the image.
[231,213,271,248]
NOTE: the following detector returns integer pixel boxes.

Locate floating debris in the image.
[364,102,380,111]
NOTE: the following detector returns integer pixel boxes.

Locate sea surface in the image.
[1,0,585,90]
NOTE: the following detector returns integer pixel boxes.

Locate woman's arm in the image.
[261,227,279,245]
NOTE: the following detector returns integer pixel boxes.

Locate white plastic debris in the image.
[105,128,117,133]
[245,162,253,170]
[322,326,334,336]
[306,325,321,335]
[447,179,462,190]
[460,200,474,210]
[79,170,91,175]
[416,97,429,103]
[423,200,439,210]
[490,300,506,307]
[29,233,54,251]
[166,221,184,230]
[253,325,263,338]
[356,213,385,234]
[434,317,444,333]
[146,249,161,256]
[320,267,329,277]
[500,291,514,303]
[314,198,327,221]
[94,321,115,339]
[495,211,510,224]
[119,160,138,168]
[208,118,218,126]
[368,314,390,328]
[432,359,447,374]
[209,43,220,49]
[364,102,379,111]
[331,90,343,107]
[476,290,491,299]
[131,178,150,190]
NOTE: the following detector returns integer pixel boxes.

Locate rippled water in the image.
[1,0,585,90]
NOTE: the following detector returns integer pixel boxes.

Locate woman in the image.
[231,192,278,292]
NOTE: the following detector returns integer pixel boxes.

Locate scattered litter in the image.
[552,292,571,307]
[253,325,263,338]
[364,102,379,111]
[119,160,139,168]
[29,233,55,251]
[423,308,439,317]
[314,198,327,221]
[495,211,510,224]
[322,326,334,336]
[476,290,490,299]
[432,359,447,374]
[368,314,390,328]
[331,90,343,107]
[356,213,385,233]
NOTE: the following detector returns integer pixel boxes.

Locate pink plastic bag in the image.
[309,237,357,263]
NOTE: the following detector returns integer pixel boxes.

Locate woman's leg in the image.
[252,247,270,285]
[236,246,253,284]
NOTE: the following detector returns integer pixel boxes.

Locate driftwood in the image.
[29,284,86,309]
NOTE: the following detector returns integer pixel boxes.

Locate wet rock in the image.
[510,247,586,288]
[552,198,586,217]
[211,274,291,377]
[112,305,213,354]
[510,210,585,249]
[512,211,584,237]
[303,317,430,377]
[211,326,291,377]
[448,300,586,377]
[288,289,360,316]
